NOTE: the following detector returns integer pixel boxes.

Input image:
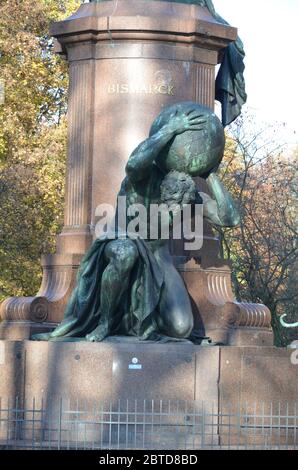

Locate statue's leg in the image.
[157,261,194,339]
[86,239,138,342]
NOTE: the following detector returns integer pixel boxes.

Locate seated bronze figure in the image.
[33,102,240,343]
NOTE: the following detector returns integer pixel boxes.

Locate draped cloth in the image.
[36,235,208,343]
[183,0,247,126]
[44,236,165,341]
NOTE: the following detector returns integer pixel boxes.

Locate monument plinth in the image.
[0,0,272,345]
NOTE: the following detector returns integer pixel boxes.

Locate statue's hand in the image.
[167,109,207,135]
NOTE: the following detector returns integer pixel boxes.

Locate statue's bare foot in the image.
[86,325,109,342]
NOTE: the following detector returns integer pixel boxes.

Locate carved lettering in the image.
[120,84,129,94]
[107,83,175,96]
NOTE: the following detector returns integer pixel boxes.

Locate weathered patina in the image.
[32,102,240,343]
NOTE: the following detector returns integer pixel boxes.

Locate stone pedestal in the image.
[0,1,272,345]
[4,340,291,406]
[0,340,296,447]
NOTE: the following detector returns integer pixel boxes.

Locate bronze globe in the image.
[150,102,225,178]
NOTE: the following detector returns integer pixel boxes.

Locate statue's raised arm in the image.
[200,172,240,228]
[125,109,207,182]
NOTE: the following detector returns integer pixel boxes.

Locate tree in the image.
[219,113,298,347]
[0,0,80,300]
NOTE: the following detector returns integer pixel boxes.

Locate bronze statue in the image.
[33,102,240,343]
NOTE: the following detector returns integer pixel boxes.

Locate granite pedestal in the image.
[0,339,297,447]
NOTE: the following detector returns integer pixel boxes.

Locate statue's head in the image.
[150,101,225,178]
[160,171,196,208]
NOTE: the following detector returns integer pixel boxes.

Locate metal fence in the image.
[0,398,297,450]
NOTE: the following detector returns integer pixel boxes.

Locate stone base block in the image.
[228,326,274,347]
[0,340,297,448]
[0,321,56,341]
[0,340,220,403]
[0,340,297,405]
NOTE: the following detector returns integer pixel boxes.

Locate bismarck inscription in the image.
[107,83,175,96]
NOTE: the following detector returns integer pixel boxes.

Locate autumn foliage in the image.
[220,115,297,346]
[0,0,80,298]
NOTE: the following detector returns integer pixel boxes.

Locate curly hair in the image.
[160,171,196,207]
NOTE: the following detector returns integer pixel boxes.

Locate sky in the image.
[213,0,298,145]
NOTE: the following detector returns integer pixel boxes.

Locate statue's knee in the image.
[105,240,138,273]
[120,246,138,272]
[168,315,194,339]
